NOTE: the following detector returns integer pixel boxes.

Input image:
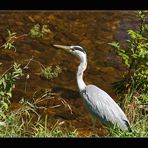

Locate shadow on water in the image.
[0,11,137,136]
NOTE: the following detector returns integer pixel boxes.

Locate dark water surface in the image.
[0,11,137,136]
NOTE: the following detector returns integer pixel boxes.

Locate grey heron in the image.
[53,44,132,132]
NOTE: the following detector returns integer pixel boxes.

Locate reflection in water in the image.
[0,11,136,136]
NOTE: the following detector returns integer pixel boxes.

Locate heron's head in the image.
[53,44,86,59]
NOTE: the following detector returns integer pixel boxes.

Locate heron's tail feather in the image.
[123,120,132,132]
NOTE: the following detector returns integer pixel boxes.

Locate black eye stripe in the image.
[72,46,86,53]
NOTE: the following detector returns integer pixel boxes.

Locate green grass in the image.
[108,116,147,137]
[108,93,148,137]
[0,106,78,138]
[0,62,76,138]
[0,94,78,138]
[32,122,78,137]
[108,11,148,138]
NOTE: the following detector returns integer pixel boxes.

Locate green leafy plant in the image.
[0,30,28,51]
[0,63,23,121]
[108,11,148,137]
[0,24,50,51]
[109,11,148,95]
[29,24,51,38]
[0,25,76,137]
[0,30,17,51]
[40,65,62,80]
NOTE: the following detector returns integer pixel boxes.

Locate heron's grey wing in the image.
[82,85,131,130]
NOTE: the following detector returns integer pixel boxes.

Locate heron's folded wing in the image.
[82,84,130,129]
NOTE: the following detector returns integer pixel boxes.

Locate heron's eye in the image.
[71,48,75,51]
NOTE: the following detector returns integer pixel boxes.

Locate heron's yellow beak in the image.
[53,44,71,51]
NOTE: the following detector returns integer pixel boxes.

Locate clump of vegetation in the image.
[32,118,78,137]
[0,63,75,137]
[40,65,62,80]
[108,11,148,137]
[0,96,78,137]
[0,62,72,137]
[0,30,27,51]
[0,63,23,122]
[109,11,148,95]
[0,23,51,51]
[29,24,51,38]
[108,93,147,137]
[0,30,17,51]
[108,119,147,137]
[0,22,77,137]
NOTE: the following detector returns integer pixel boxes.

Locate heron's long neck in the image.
[77,54,87,92]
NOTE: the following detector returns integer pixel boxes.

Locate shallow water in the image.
[0,11,137,136]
